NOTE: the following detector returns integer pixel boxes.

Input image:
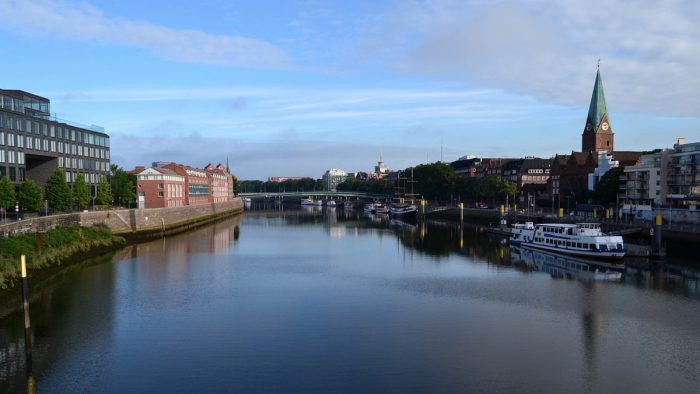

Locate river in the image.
[1,208,700,393]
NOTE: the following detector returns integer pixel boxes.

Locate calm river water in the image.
[1,208,700,393]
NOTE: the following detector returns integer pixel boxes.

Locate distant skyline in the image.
[2,0,699,179]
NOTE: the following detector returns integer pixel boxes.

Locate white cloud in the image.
[364,0,700,117]
[0,0,291,68]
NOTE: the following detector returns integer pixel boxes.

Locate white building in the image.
[588,151,619,191]
[322,168,348,191]
[621,150,670,206]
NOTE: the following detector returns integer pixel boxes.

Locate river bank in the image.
[0,199,244,302]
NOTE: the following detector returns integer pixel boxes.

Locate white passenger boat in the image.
[510,222,625,260]
[301,198,322,206]
[374,203,390,214]
[389,203,417,219]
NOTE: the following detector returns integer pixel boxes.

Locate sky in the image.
[1,0,699,180]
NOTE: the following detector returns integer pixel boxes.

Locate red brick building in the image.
[205,163,234,203]
[136,167,186,208]
[135,162,235,209]
[162,163,209,206]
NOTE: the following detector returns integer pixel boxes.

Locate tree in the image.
[475,176,517,205]
[72,173,90,210]
[0,176,15,212]
[19,180,43,213]
[110,164,136,207]
[96,176,113,206]
[593,166,624,205]
[45,168,73,212]
[407,162,457,202]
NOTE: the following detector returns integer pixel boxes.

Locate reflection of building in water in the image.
[328,226,347,238]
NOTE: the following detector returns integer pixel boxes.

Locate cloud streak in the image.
[0,0,291,69]
[364,0,700,117]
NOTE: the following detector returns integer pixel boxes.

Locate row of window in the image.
[0,166,25,182]
[0,112,109,147]
[58,156,109,172]
[64,171,104,184]
[0,150,25,164]
[0,132,109,159]
[537,237,597,250]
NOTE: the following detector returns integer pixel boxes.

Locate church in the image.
[547,67,641,204]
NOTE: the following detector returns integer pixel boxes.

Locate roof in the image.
[587,68,609,131]
[612,151,643,166]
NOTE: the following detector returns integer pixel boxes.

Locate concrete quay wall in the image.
[0,198,243,238]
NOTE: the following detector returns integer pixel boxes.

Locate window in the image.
[0,132,3,145]
[158,191,164,197]
[158,183,164,190]
[0,149,4,163]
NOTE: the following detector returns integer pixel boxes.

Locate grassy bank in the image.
[0,225,126,290]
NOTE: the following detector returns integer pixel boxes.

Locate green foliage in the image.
[0,225,122,289]
[475,176,517,203]
[19,180,43,212]
[110,164,136,207]
[408,162,457,201]
[336,178,393,194]
[239,177,324,193]
[96,176,113,205]
[593,166,624,205]
[45,168,72,212]
[0,176,15,210]
[72,173,90,209]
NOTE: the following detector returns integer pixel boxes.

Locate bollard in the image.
[558,208,564,218]
[21,255,33,371]
[460,202,464,223]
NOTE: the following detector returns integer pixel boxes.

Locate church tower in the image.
[582,67,614,153]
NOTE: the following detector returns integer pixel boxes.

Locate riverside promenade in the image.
[0,198,243,239]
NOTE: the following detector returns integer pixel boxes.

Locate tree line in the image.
[0,165,138,217]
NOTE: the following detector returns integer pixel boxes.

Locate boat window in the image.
[589,244,596,250]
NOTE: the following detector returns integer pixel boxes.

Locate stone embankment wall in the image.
[0,198,243,238]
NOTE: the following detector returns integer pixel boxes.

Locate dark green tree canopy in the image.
[96,176,113,206]
[0,176,15,210]
[19,180,44,213]
[110,164,136,207]
[73,173,90,209]
[593,166,624,206]
[45,168,72,212]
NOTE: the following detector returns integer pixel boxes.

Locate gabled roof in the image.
[587,68,609,131]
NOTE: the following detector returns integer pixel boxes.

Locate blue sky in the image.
[2,0,699,179]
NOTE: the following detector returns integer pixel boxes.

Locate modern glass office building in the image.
[0,89,110,191]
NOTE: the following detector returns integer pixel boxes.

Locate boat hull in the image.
[511,239,625,261]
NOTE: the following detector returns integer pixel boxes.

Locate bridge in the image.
[238,191,391,200]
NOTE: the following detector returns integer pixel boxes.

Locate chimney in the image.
[677,137,686,145]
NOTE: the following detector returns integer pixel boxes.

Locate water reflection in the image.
[510,245,623,282]
[0,214,243,392]
[1,209,699,392]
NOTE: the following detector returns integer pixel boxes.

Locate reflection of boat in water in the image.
[511,245,623,281]
[364,203,375,213]
[301,198,323,206]
[510,222,625,260]
[390,218,418,232]
[243,197,252,203]
[326,200,336,207]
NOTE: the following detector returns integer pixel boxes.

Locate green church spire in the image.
[587,67,609,131]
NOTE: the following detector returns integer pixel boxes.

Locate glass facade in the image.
[0,89,110,187]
